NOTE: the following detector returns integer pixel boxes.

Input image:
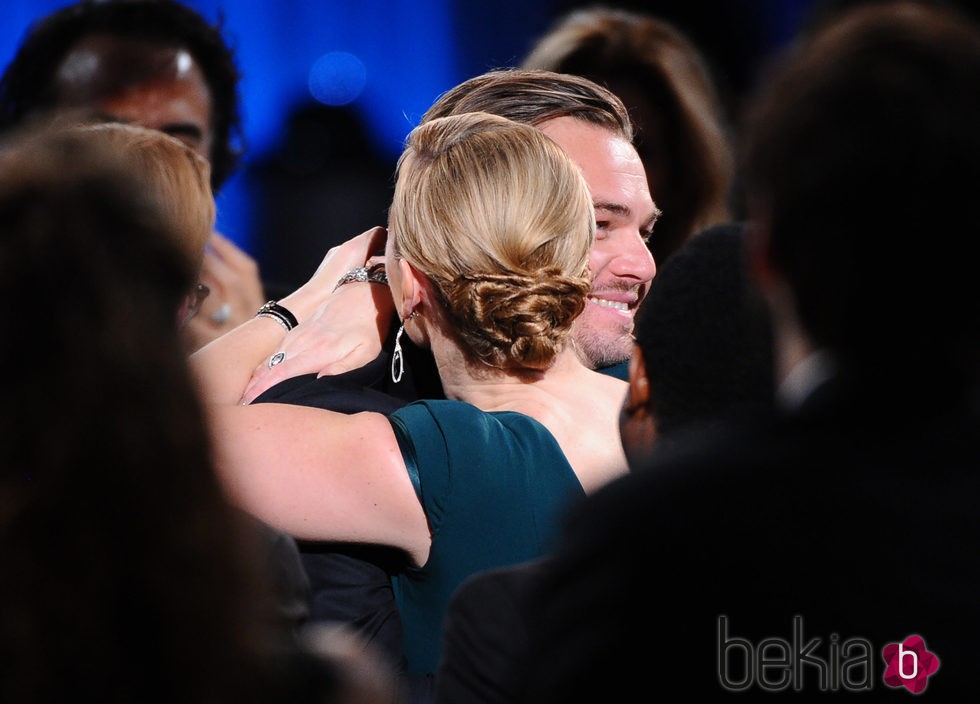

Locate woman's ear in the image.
[396,258,425,319]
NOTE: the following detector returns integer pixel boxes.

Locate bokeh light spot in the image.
[308,51,367,106]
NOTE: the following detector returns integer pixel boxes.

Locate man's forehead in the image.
[55,35,201,102]
[539,118,656,222]
[538,117,640,177]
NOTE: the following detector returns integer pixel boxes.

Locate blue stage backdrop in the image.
[2,0,810,264]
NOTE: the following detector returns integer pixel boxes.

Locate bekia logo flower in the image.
[881,635,940,693]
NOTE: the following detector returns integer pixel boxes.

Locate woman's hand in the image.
[241,281,395,403]
[277,227,388,319]
[240,226,392,403]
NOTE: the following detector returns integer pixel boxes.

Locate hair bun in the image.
[441,267,590,370]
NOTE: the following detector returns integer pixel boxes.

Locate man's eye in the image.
[595,220,610,238]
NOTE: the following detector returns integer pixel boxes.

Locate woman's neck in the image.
[435,343,594,413]
[428,327,630,491]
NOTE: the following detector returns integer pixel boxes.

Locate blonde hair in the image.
[69,123,215,273]
[389,112,594,371]
[0,121,215,273]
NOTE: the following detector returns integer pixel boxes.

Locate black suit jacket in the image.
[253,325,442,703]
[434,558,549,704]
[512,379,980,701]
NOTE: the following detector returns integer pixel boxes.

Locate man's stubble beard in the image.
[571,311,634,370]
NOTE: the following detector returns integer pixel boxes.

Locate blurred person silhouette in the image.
[618,221,774,464]
[231,71,657,703]
[190,111,633,684]
[0,0,317,635]
[2,118,315,640]
[434,221,775,703]
[249,101,395,292]
[0,122,397,704]
[521,6,736,266]
[50,121,218,346]
[800,0,980,36]
[515,2,980,700]
[0,0,277,350]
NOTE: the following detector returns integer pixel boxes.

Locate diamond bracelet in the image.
[334,264,389,291]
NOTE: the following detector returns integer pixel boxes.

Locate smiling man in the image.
[535,114,658,372]
[414,69,659,379]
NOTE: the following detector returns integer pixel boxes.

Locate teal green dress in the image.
[387,399,585,676]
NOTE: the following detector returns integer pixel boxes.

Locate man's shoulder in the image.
[251,354,410,414]
[596,359,629,380]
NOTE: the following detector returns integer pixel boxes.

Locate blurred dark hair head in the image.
[634,222,774,439]
[0,0,243,190]
[0,123,283,703]
[742,1,980,390]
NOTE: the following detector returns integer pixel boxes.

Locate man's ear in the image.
[621,343,658,470]
[746,204,777,292]
[625,345,650,414]
[746,205,813,386]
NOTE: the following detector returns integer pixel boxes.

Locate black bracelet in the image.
[255,300,298,331]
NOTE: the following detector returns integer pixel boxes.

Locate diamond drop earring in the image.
[391,311,416,383]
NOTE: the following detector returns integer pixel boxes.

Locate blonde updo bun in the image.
[389,111,594,371]
[440,268,590,370]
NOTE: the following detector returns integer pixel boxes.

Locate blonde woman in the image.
[13,121,218,346]
[191,112,629,677]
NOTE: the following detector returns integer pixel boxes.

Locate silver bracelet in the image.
[254,300,298,331]
[334,264,388,291]
[256,312,292,332]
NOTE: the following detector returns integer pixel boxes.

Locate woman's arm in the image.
[206,402,430,565]
[189,227,431,564]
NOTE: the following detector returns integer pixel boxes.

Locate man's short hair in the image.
[422,68,633,142]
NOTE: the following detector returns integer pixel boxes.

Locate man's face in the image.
[538,116,658,369]
[52,34,213,161]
